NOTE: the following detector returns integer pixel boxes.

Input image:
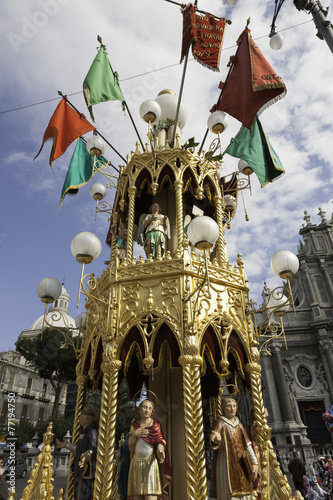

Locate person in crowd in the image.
[288,451,306,497]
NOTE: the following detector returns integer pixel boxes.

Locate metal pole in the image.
[198,22,249,156]
[311,0,333,53]
[170,47,190,147]
[294,0,333,53]
[58,91,126,165]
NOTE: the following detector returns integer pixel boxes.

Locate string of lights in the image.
[0,19,312,117]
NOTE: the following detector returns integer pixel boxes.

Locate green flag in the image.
[224,117,284,187]
[83,45,125,121]
[59,137,107,207]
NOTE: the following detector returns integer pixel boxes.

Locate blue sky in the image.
[1,0,332,351]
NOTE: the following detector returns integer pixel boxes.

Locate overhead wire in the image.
[0,19,312,117]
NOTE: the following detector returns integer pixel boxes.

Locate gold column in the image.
[93,358,122,500]
[110,210,119,262]
[126,186,137,262]
[213,194,226,265]
[174,179,184,253]
[245,361,270,500]
[66,374,87,499]
[179,355,208,500]
[209,394,222,424]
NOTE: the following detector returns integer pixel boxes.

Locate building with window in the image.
[0,350,67,425]
[0,285,75,425]
[259,208,333,459]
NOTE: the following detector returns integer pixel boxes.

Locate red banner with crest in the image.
[181,4,227,71]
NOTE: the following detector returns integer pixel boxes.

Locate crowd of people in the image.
[285,451,333,499]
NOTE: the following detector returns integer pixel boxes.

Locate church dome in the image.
[20,285,76,340]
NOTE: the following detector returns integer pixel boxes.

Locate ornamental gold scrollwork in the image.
[179,355,203,367]
[103,341,116,361]
[161,278,179,296]
[161,295,180,324]
[227,288,246,334]
[138,313,161,338]
[76,374,87,386]
[101,359,122,373]
[122,283,140,301]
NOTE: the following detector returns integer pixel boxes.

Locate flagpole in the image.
[163,0,227,20]
[198,20,250,156]
[170,4,230,148]
[58,91,127,164]
[97,36,145,151]
[123,102,145,151]
[170,46,190,148]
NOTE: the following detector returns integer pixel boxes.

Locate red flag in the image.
[34,98,95,167]
[213,28,286,129]
[181,4,227,71]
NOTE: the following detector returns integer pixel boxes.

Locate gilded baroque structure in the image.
[67,102,293,499]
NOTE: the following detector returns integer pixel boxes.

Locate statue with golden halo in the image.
[210,397,259,500]
[118,397,171,500]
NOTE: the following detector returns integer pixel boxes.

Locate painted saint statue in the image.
[138,203,170,259]
[118,399,171,500]
[210,398,259,500]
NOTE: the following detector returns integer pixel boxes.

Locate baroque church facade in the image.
[259,208,333,460]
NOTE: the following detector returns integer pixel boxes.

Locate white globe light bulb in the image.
[71,232,102,264]
[270,32,284,50]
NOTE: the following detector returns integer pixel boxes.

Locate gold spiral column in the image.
[209,393,222,424]
[110,210,119,263]
[93,358,122,500]
[213,194,226,266]
[179,355,208,500]
[66,374,87,499]
[245,361,270,500]
[126,186,137,262]
[174,178,184,254]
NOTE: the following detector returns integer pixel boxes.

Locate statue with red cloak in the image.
[118,399,172,500]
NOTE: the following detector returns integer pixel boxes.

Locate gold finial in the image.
[158,89,176,96]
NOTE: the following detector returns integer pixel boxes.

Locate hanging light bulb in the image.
[225,0,238,5]
[75,312,86,330]
[269,32,284,50]
[89,183,106,201]
[266,292,290,317]
[139,99,162,124]
[238,159,253,176]
[207,111,229,134]
[37,278,62,304]
[86,136,106,157]
[223,195,237,211]
[187,216,219,250]
[271,250,299,279]
[71,232,102,264]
